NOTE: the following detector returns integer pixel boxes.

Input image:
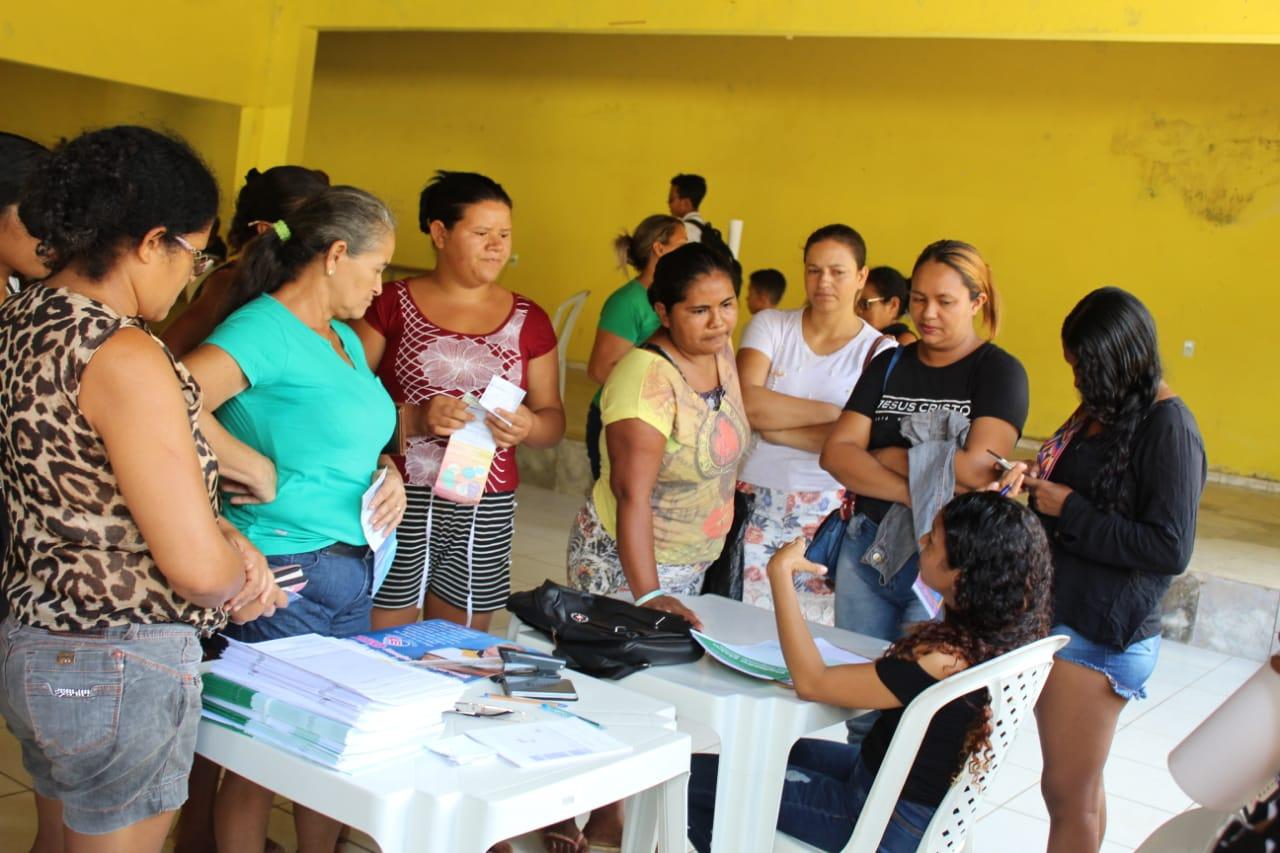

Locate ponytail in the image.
[615,214,684,273]
[217,185,394,324]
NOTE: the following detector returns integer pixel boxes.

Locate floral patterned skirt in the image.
[567,498,709,597]
[737,482,843,626]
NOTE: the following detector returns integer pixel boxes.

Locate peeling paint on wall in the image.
[1113,111,1280,225]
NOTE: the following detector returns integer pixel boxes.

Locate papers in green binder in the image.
[691,630,870,683]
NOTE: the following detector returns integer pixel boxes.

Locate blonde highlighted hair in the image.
[912,239,1001,339]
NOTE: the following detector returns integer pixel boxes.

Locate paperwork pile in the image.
[691,631,869,683]
[203,634,466,772]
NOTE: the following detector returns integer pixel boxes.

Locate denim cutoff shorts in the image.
[1052,623,1160,701]
[0,616,202,834]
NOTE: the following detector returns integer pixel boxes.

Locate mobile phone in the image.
[986,449,1015,472]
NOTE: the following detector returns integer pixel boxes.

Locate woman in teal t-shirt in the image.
[583,213,687,479]
[183,186,406,853]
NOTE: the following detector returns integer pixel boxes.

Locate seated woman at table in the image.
[0,125,283,853]
[558,242,747,852]
[687,491,1053,853]
[183,186,407,853]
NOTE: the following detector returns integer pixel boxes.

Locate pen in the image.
[540,703,604,729]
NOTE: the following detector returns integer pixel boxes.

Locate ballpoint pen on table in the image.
[539,703,604,729]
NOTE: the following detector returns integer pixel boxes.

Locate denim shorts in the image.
[0,616,202,834]
[1053,623,1160,700]
[224,543,373,643]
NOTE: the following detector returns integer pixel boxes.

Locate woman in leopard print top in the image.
[0,126,285,852]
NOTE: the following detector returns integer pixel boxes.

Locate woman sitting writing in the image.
[688,491,1053,852]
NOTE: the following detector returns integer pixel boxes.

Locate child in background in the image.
[746,267,786,313]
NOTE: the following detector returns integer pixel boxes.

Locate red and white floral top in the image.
[364,279,557,494]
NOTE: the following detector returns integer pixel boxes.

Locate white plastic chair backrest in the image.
[551,289,590,397]
[783,634,1067,853]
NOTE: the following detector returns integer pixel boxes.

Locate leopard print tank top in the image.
[0,286,226,633]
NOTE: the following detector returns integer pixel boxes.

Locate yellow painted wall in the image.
[305,31,1280,479]
[1,59,243,225]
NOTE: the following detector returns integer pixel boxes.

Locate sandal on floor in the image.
[543,828,590,853]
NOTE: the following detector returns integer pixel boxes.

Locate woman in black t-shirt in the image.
[995,288,1205,852]
[821,240,1029,644]
[687,491,1053,852]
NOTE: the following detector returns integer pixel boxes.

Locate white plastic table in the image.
[508,593,888,853]
[197,669,690,853]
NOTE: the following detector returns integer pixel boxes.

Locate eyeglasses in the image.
[856,296,888,312]
[169,234,218,278]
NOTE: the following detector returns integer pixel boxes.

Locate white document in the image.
[465,718,631,769]
[428,734,499,765]
[360,467,397,595]
[456,375,527,452]
[692,631,870,682]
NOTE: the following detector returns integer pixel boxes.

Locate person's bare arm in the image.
[587,329,635,386]
[767,540,900,708]
[348,317,387,371]
[737,347,842,431]
[954,417,1020,491]
[606,419,702,630]
[161,267,234,358]
[820,411,910,505]
[80,329,245,607]
[758,423,835,453]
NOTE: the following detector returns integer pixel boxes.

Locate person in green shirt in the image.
[584,213,686,479]
[183,186,407,853]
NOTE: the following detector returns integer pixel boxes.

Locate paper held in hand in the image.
[691,630,869,683]
[433,375,526,504]
[361,467,397,595]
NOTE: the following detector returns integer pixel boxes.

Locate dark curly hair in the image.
[19,126,218,281]
[418,170,511,234]
[226,165,329,252]
[1060,287,1162,513]
[886,491,1054,777]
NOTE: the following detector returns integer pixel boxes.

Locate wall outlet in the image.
[1183,340,1195,358]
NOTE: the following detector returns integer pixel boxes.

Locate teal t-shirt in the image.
[206,295,396,556]
[591,278,660,406]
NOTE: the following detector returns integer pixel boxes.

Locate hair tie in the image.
[271,220,291,242]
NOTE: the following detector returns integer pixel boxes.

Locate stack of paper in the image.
[204,634,466,772]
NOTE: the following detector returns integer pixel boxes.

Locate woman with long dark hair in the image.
[997,287,1205,852]
[687,491,1054,852]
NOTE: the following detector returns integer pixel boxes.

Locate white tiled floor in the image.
[0,483,1259,852]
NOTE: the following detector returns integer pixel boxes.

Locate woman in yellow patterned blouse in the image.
[568,242,747,631]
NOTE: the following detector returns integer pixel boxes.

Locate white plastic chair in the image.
[551,289,590,397]
[775,634,1069,853]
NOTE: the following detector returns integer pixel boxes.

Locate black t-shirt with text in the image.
[844,342,1030,522]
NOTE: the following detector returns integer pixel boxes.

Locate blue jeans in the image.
[834,515,930,643]
[0,617,202,834]
[224,545,373,642]
[688,739,934,852]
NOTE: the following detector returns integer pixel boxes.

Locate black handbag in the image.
[506,581,704,679]
[700,488,754,600]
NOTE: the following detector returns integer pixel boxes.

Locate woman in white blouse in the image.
[735,224,894,624]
